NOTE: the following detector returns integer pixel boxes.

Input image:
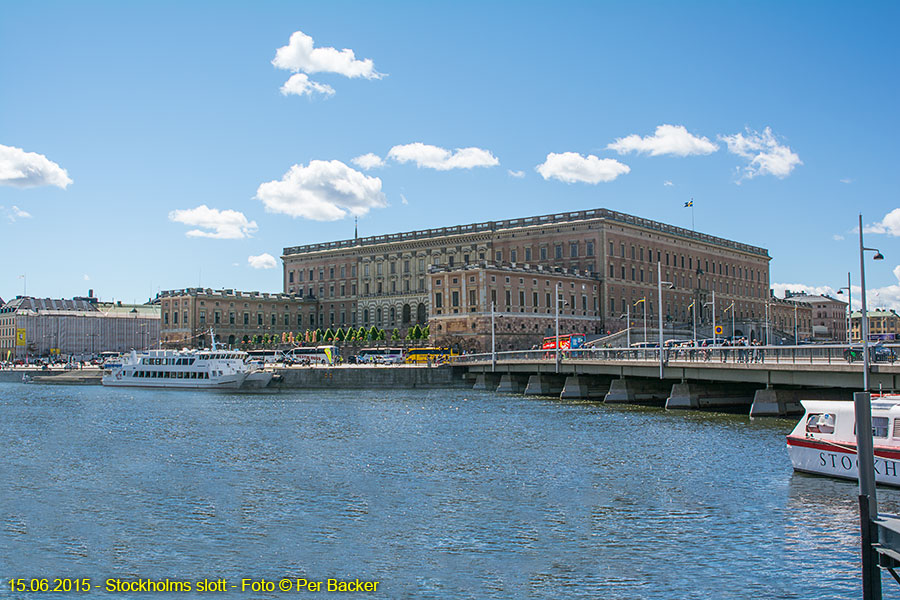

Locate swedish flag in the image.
[684,200,693,207]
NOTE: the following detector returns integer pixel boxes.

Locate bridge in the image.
[451,344,900,417]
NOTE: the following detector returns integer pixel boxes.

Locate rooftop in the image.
[283,207,770,258]
[155,288,312,302]
[428,261,601,280]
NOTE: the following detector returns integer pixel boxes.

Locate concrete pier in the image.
[604,378,672,405]
[472,372,502,391]
[524,374,566,396]
[749,387,852,417]
[496,373,529,394]
[665,382,760,411]
[560,375,609,400]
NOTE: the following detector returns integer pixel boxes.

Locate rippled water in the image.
[1,382,899,599]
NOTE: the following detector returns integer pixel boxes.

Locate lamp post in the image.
[688,300,697,347]
[657,262,673,379]
[765,300,770,346]
[554,282,561,373]
[491,301,496,372]
[723,301,735,340]
[837,272,852,344]
[620,305,631,349]
[793,302,798,343]
[855,213,885,600]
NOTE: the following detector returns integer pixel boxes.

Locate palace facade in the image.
[282,208,772,346]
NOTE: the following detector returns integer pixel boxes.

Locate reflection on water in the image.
[1,383,899,598]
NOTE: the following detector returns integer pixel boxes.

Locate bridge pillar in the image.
[496,373,529,394]
[560,375,610,400]
[666,382,760,411]
[472,372,502,391]
[605,378,672,405]
[524,374,566,396]
[749,387,851,417]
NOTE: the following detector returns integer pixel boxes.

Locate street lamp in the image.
[723,301,736,341]
[634,297,647,344]
[687,300,697,347]
[554,282,560,373]
[855,213,885,600]
[490,301,496,372]
[657,262,674,378]
[619,306,631,349]
[837,271,852,344]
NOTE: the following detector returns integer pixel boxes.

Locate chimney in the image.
[88,289,94,298]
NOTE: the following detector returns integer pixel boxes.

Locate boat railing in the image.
[450,343,900,367]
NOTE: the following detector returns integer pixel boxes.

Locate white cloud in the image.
[279,73,335,97]
[719,127,801,181]
[833,234,845,241]
[535,152,630,184]
[840,178,853,184]
[351,153,385,170]
[664,180,674,187]
[255,159,386,221]
[387,143,499,171]
[273,30,382,79]
[83,274,90,281]
[0,144,72,189]
[864,209,900,237]
[608,124,718,157]
[2,205,33,222]
[508,169,525,178]
[772,283,838,299]
[168,205,258,239]
[400,194,409,205]
[248,253,277,270]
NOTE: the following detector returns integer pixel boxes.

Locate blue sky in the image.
[1,1,898,309]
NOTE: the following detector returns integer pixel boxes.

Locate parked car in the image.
[844,344,897,363]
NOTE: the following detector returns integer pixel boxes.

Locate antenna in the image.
[354,216,358,242]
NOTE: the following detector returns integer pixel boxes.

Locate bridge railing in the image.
[451,344,900,367]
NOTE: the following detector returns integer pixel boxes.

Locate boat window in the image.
[893,419,900,438]
[806,413,835,434]
[874,417,889,438]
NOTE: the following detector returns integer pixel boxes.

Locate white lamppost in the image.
[554,282,561,373]
[765,299,770,346]
[837,271,852,344]
[657,262,673,378]
[688,300,697,347]
[724,301,735,340]
[491,301,496,372]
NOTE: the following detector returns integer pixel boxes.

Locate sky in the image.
[1,1,898,310]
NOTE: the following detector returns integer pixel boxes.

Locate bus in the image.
[246,349,282,364]
[286,345,340,365]
[356,347,404,364]
[404,347,458,365]
[541,333,586,351]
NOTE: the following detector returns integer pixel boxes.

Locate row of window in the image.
[495,241,595,263]
[607,241,764,282]
[128,370,212,379]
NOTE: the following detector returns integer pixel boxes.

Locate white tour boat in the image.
[101,339,273,389]
[786,398,900,487]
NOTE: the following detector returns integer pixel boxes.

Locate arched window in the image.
[417,303,427,324]
[376,308,382,324]
[402,304,411,324]
[363,309,369,324]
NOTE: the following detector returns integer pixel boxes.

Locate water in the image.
[1,382,898,599]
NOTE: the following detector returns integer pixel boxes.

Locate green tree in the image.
[391,328,400,342]
[315,328,324,343]
[368,325,379,341]
[323,328,335,342]
[335,327,346,342]
[377,328,386,341]
[252,334,260,345]
[422,325,430,339]
[409,324,422,340]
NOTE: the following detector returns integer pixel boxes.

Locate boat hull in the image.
[101,372,247,389]
[787,436,900,487]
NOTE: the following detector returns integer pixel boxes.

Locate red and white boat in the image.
[787,398,900,487]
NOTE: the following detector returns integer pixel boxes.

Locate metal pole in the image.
[491,301,496,372]
[794,303,798,343]
[555,282,560,374]
[848,271,853,344]
[643,298,647,345]
[712,290,716,344]
[692,301,697,348]
[626,305,630,349]
[858,212,882,600]
[765,300,770,346]
[658,262,664,379]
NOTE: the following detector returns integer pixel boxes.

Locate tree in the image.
[368,325,379,341]
[408,324,422,340]
[315,328,324,343]
[335,327,346,342]
[422,325,430,339]
[252,334,260,345]
[377,328,386,341]
[391,328,400,342]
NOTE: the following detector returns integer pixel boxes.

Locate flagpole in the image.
[691,198,695,232]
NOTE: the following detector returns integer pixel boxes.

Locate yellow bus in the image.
[403,347,459,364]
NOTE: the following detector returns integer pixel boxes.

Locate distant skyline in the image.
[1,2,898,310]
